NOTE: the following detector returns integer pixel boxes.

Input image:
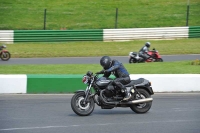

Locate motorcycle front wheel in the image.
[130,89,152,113]
[71,91,95,116]
[129,57,137,63]
[1,51,11,61]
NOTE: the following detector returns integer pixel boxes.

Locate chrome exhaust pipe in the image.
[100,90,153,105]
[130,98,153,104]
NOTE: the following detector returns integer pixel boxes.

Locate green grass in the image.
[0,61,199,74]
[0,0,200,30]
[3,38,200,58]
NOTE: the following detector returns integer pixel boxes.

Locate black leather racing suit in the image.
[103,59,131,90]
[139,45,149,62]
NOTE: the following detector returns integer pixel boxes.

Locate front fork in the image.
[83,80,94,104]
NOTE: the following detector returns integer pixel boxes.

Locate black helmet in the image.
[145,42,151,48]
[100,56,112,69]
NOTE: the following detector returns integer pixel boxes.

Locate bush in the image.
[191,59,200,65]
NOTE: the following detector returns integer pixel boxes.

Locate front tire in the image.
[129,57,137,63]
[1,51,11,61]
[155,58,163,62]
[71,92,95,116]
[130,89,152,113]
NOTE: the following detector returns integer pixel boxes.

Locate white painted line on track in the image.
[1,119,199,131]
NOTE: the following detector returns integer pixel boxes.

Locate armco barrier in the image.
[189,26,200,38]
[0,26,200,44]
[0,74,200,94]
[14,30,103,42]
[0,30,14,44]
[103,27,189,41]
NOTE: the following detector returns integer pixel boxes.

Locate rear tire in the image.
[71,92,95,116]
[1,51,11,61]
[130,89,152,113]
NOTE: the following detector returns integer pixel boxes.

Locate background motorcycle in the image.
[0,45,11,61]
[71,71,154,116]
[129,48,163,63]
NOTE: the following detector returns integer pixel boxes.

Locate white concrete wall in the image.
[0,74,199,93]
[130,74,200,92]
[0,75,27,93]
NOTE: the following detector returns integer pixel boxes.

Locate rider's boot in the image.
[123,87,131,101]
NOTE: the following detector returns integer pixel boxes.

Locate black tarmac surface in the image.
[0,54,200,64]
[0,93,200,133]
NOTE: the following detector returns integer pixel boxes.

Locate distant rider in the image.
[139,42,151,62]
[96,56,131,101]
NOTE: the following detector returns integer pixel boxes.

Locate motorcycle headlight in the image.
[82,75,89,84]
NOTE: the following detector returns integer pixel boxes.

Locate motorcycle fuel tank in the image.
[96,77,112,87]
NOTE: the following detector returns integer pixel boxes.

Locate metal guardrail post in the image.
[115,8,118,29]
[44,9,47,30]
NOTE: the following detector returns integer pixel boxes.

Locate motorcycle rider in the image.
[96,56,131,101]
[139,42,151,62]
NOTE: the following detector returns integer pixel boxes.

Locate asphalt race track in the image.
[0,54,200,64]
[0,93,200,133]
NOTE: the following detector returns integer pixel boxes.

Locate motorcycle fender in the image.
[157,55,162,58]
[148,86,154,95]
[74,90,92,95]
[136,86,154,95]
[2,50,8,52]
[155,53,162,58]
[74,90,86,94]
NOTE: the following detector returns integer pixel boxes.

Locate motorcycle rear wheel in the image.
[155,58,163,62]
[1,51,11,61]
[71,92,95,116]
[130,89,152,113]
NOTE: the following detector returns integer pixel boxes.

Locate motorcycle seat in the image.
[124,78,144,87]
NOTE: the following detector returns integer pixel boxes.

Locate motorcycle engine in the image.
[103,89,113,98]
[103,84,115,98]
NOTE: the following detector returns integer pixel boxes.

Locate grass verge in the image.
[3,38,200,58]
[0,61,199,74]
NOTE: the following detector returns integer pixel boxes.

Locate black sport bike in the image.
[71,71,154,116]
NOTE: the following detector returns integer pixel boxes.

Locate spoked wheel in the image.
[130,89,152,113]
[1,51,11,61]
[155,58,163,62]
[71,92,95,116]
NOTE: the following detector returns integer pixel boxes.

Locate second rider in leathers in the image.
[139,42,151,62]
